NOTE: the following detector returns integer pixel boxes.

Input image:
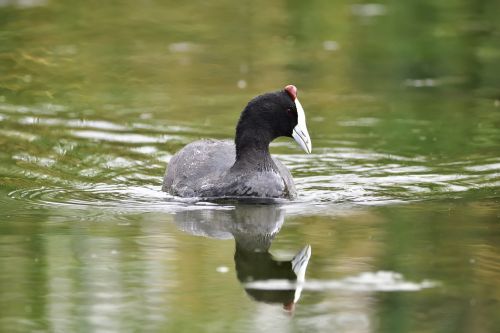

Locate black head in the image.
[234,85,312,164]
[235,86,301,157]
[237,90,297,136]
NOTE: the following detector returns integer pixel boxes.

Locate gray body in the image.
[162,139,297,199]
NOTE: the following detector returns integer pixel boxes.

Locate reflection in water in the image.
[174,204,311,311]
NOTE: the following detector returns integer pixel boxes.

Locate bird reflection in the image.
[174,204,311,311]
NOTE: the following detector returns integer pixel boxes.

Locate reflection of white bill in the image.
[291,245,312,302]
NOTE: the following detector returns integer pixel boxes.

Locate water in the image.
[1,1,500,332]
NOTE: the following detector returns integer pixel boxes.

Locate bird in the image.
[162,85,311,200]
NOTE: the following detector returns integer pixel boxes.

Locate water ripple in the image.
[7,183,238,214]
[1,107,499,215]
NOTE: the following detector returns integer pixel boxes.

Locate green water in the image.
[1,1,499,332]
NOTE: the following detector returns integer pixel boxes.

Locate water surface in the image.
[1,1,499,332]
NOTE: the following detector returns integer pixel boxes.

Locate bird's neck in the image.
[233,131,275,172]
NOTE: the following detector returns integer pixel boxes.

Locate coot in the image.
[162,85,311,199]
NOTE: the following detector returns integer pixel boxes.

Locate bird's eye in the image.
[286,108,294,117]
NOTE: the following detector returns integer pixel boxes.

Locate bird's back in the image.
[163,139,296,199]
[162,139,235,197]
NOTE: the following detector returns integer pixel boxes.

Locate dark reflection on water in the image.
[175,204,311,311]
